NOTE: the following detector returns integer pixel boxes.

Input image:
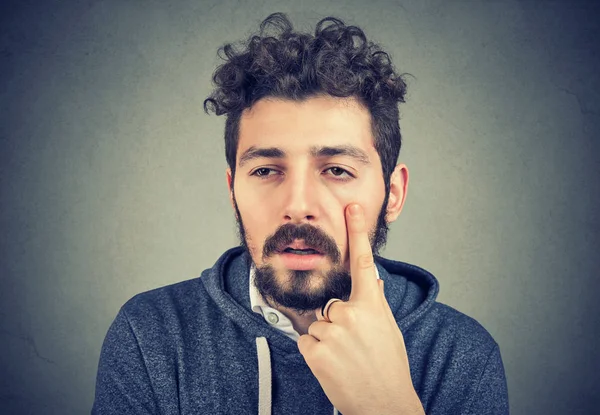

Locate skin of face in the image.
[226,94,409,332]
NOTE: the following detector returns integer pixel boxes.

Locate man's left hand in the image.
[297,203,425,415]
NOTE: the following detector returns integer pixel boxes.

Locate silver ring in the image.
[321,298,343,322]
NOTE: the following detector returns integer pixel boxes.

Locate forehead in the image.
[238,95,375,156]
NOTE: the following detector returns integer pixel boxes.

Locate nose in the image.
[282,169,320,223]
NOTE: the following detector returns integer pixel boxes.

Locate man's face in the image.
[227,95,395,314]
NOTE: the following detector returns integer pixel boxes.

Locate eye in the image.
[250,166,354,181]
[250,167,280,179]
[325,166,354,180]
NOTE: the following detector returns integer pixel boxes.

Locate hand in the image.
[297,204,425,415]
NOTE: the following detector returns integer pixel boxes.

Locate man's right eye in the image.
[251,168,278,178]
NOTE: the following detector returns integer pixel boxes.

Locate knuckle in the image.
[298,335,314,356]
[342,305,359,325]
[328,325,343,342]
[356,253,374,269]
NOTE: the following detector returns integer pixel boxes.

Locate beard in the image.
[231,185,390,314]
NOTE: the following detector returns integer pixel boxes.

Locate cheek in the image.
[334,184,384,261]
[238,200,270,233]
[235,190,279,246]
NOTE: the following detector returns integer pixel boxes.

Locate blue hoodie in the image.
[92,246,509,414]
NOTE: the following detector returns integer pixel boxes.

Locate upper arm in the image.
[92,308,159,415]
[465,344,510,415]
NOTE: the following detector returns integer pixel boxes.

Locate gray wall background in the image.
[1,0,599,414]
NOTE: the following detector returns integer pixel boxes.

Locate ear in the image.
[226,168,235,212]
[385,163,409,223]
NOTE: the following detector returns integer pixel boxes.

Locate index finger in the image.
[346,203,379,302]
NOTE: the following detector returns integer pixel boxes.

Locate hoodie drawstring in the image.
[255,336,339,415]
[256,337,272,415]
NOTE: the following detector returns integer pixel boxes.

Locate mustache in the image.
[262,223,341,264]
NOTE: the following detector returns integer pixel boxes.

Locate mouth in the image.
[281,247,322,255]
[276,241,325,270]
[278,239,324,254]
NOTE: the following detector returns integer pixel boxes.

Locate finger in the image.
[379,280,401,332]
[379,284,410,369]
[316,305,327,322]
[346,203,379,302]
[378,280,393,316]
[307,320,333,341]
[297,333,319,356]
[316,298,344,322]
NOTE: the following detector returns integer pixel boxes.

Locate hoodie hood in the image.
[201,246,440,359]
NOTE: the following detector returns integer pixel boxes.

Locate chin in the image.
[253,260,352,312]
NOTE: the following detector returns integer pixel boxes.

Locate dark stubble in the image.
[231,187,390,315]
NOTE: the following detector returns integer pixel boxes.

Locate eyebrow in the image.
[238,145,371,168]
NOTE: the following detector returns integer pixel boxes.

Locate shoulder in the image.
[421,303,509,414]
[429,301,497,348]
[407,300,500,374]
[118,277,206,331]
[405,301,507,405]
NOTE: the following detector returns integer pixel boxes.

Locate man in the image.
[92,13,509,414]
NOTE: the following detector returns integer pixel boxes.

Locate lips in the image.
[277,240,324,270]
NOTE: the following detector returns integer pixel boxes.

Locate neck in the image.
[265,299,318,335]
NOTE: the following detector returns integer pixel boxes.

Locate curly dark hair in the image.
[203,12,408,193]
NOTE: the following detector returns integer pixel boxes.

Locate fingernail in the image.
[349,204,361,217]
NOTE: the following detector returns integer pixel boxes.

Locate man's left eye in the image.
[326,167,353,179]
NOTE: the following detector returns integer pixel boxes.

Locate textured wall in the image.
[1,1,598,414]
